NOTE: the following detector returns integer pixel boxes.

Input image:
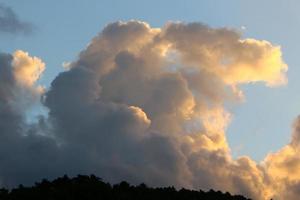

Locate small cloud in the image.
[62,61,72,70]
[241,26,247,30]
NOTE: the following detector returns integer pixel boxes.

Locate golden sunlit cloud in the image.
[0,20,298,200]
[12,50,45,87]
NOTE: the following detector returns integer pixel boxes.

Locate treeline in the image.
[0,175,251,200]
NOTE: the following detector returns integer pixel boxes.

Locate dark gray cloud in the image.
[0,3,34,34]
[0,52,60,187]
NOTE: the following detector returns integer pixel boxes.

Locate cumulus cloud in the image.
[0,51,59,186]
[12,50,45,88]
[262,116,300,199]
[0,3,34,34]
[0,21,298,199]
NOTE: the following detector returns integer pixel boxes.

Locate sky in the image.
[1,1,300,199]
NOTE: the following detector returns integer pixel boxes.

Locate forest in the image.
[0,175,252,200]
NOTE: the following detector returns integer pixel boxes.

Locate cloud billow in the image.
[0,21,298,200]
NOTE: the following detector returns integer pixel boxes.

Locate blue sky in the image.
[1,0,300,161]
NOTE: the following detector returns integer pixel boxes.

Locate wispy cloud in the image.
[0,3,34,34]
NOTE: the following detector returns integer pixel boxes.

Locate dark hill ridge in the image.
[0,175,251,200]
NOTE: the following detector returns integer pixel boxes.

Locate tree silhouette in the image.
[0,174,253,200]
